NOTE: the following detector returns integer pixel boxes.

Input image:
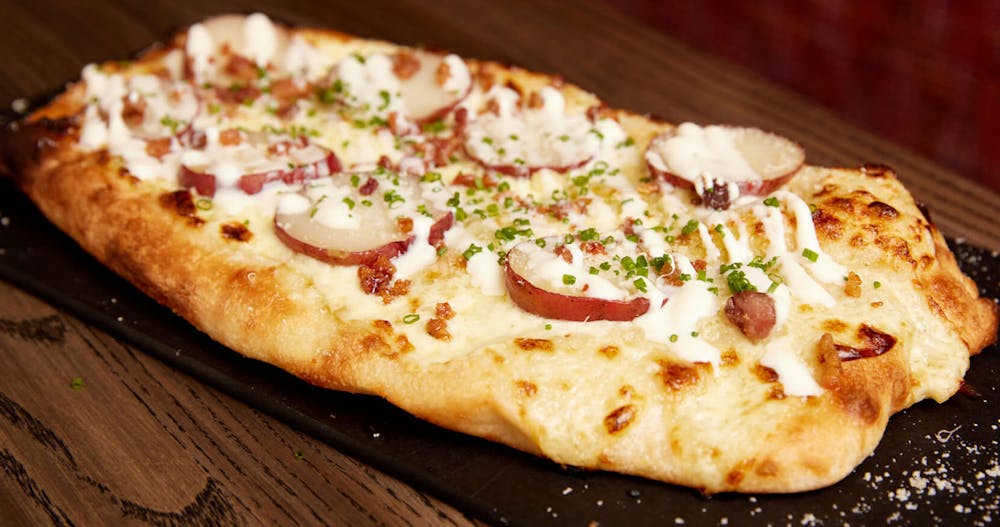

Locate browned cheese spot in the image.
[754,364,779,383]
[221,222,252,242]
[721,350,740,366]
[604,404,637,434]
[599,345,619,359]
[768,385,786,400]
[514,338,554,352]
[867,200,899,220]
[844,271,862,297]
[515,380,537,397]
[657,360,699,391]
[822,319,849,333]
[158,190,204,226]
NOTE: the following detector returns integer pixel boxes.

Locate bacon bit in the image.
[721,350,739,366]
[526,91,544,109]
[266,137,307,156]
[220,222,253,242]
[396,217,414,234]
[598,345,619,359]
[435,302,455,320]
[454,107,469,131]
[701,179,732,210]
[270,78,308,101]
[637,181,661,196]
[425,318,451,340]
[725,291,777,340]
[158,190,204,226]
[514,338,554,352]
[427,136,463,166]
[586,104,614,121]
[844,271,862,297]
[660,269,685,287]
[451,172,498,189]
[539,198,591,220]
[276,103,300,120]
[395,334,415,354]
[692,259,708,272]
[224,55,260,82]
[121,95,147,127]
[358,254,409,303]
[553,244,573,264]
[145,138,172,159]
[579,240,606,256]
[388,111,418,136]
[219,128,244,146]
[359,177,379,196]
[473,67,495,91]
[484,98,501,116]
[392,51,421,79]
[216,83,261,105]
[604,404,637,434]
[515,380,538,397]
[435,60,451,86]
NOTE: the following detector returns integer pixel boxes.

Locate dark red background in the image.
[607,0,999,192]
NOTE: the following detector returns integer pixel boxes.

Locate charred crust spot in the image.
[618,385,634,397]
[395,334,414,354]
[220,222,252,242]
[598,345,619,359]
[726,469,744,486]
[604,404,637,434]
[867,201,899,219]
[811,208,843,240]
[514,337,554,352]
[859,163,896,178]
[158,190,204,226]
[836,324,897,361]
[657,360,699,391]
[515,380,537,397]
[361,333,394,357]
[767,385,787,400]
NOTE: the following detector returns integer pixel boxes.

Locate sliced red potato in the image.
[463,87,599,177]
[184,13,290,83]
[504,238,650,321]
[645,123,804,200]
[178,132,341,197]
[273,176,453,266]
[393,51,472,123]
[117,78,199,142]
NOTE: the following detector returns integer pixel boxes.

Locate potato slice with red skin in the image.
[395,51,472,124]
[273,175,454,266]
[178,134,341,197]
[183,14,291,82]
[645,124,805,197]
[504,240,650,322]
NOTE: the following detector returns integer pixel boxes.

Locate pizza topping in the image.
[274,173,453,268]
[332,50,470,125]
[760,337,824,397]
[724,291,776,340]
[178,130,340,197]
[645,123,804,207]
[463,86,600,176]
[504,237,650,321]
[184,13,289,84]
[834,324,897,361]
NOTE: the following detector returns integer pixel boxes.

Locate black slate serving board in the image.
[1,174,998,526]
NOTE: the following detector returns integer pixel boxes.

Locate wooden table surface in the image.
[1,1,997,525]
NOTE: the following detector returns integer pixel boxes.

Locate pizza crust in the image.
[1,18,995,494]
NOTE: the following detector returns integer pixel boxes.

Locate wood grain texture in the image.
[0,283,480,526]
[0,0,997,524]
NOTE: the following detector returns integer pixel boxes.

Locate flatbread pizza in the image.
[1,13,995,493]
